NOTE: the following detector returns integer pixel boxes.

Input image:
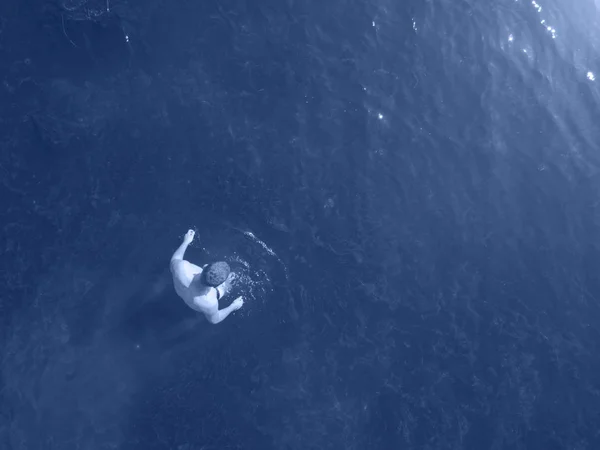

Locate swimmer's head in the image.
[201,261,231,287]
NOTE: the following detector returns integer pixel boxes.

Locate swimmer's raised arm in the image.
[171,230,195,266]
[202,296,244,325]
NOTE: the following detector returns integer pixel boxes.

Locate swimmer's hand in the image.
[171,229,195,265]
[232,296,244,310]
[183,229,195,244]
[206,296,244,324]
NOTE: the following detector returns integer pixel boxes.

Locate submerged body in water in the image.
[170,229,243,324]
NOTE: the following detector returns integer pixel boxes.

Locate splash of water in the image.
[243,231,276,256]
[242,230,289,280]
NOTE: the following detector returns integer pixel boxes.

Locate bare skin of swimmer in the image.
[170,230,243,324]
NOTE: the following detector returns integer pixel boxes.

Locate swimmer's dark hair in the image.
[202,261,231,287]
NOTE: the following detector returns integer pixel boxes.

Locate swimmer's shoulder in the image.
[171,259,203,275]
[190,292,218,314]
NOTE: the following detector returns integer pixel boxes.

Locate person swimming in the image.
[170,229,244,324]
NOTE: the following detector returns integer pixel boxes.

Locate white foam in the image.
[242,230,289,280]
[243,231,276,256]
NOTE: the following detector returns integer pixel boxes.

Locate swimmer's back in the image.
[170,260,217,313]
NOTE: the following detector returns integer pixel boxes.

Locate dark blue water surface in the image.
[2,0,600,448]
